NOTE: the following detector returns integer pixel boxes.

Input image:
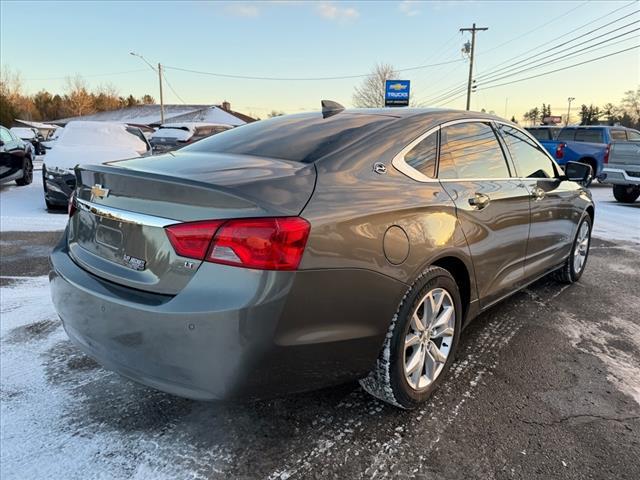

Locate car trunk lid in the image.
[67,151,316,295]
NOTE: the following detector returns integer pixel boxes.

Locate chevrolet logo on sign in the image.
[90,184,110,200]
[388,83,408,91]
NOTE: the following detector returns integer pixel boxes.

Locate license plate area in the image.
[95,224,123,251]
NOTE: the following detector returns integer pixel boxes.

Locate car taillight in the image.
[165,220,225,260]
[604,143,610,164]
[555,143,566,160]
[165,217,310,271]
[68,191,77,217]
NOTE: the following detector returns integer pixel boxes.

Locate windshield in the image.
[183,112,396,163]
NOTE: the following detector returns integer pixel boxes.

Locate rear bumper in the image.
[50,233,405,400]
[601,167,640,186]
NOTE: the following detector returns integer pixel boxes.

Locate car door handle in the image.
[531,187,546,200]
[468,193,491,209]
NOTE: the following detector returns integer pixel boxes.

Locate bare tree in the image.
[267,110,285,118]
[65,74,94,116]
[352,63,397,108]
[621,87,640,121]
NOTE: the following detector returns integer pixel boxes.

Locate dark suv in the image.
[0,126,33,186]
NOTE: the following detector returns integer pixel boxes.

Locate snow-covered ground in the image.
[0,168,69,232]
[589,183,640,244]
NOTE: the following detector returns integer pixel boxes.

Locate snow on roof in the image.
[50,105,252,127]
[54,121,144,148]
[14,119,60,130]
[10,127,38,139]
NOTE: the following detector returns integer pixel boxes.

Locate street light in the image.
[130,52,165,124]
[566,97,575,126]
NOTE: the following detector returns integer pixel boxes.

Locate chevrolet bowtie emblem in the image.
[91,184,110,199]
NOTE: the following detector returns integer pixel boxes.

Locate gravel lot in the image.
[1,183,639,480]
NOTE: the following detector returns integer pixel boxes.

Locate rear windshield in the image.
[183,112,396,162]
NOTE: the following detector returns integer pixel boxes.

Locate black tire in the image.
[15,156,33,186]
[612,185,640,203]
[360,266,463,409]
[554,215,592,284]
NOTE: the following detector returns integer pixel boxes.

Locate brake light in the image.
[68,191,77,217]
[604,143,610,164]
[165,217,310,271]
[555,143,566,160]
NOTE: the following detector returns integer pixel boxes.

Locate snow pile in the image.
[0,173,69,232]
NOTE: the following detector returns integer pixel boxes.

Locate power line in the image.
[163,58,465,82]
[421,5,639,106]
[475,12,639,82]
[477,2,638,75]
[477,24,640,85]
[479,1,591,55]
[161,70,187,104]
[478,44,639,90]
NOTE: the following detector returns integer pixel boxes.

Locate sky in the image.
[1,0,638,120]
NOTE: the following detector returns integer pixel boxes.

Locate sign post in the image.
[385,80,410,107]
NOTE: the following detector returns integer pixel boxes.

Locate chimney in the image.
[221,101,231,112]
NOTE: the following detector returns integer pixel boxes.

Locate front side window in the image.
[404,132,437,178]
[438,122,510,179]
[499,125,557,179]
[574,129,604,143]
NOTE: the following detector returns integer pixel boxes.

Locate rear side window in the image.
[499,125,556,179]
[438,122,510,179]
[610,130,627,141]
[557,128,576,141]
[574,129,604,143]
[404,132,437,178]
[184,113,395,163]
[527,128,551,141]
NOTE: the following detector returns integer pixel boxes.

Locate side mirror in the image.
[564,161,592,185]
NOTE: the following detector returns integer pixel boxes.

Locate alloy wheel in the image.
[573,221,590,274]
[403,287,455,390]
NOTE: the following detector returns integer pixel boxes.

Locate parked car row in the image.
[150,123,233,153]
[10,127,48,155]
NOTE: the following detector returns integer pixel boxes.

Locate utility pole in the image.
[158,63,165,124]
[566,97,575,126]
[130,52,165,124]
[460,23,488,111]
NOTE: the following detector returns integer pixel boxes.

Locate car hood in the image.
[44,145,141,171]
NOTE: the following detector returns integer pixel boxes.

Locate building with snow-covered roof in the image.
[49,102,256,128]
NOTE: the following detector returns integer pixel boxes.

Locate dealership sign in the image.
[543,115,562,124]
[385,80,410,107]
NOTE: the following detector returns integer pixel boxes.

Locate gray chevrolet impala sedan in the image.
[50,104,594,409]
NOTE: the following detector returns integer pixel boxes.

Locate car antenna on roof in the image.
[321,100,345,118]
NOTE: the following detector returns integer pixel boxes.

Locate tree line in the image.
[522,89,640,128]
[0,69,156,127]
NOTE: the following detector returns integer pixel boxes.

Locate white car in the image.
[150,122,233,153]
[43,121,151,209]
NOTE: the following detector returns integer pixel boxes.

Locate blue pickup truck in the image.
[526,126,640,177]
